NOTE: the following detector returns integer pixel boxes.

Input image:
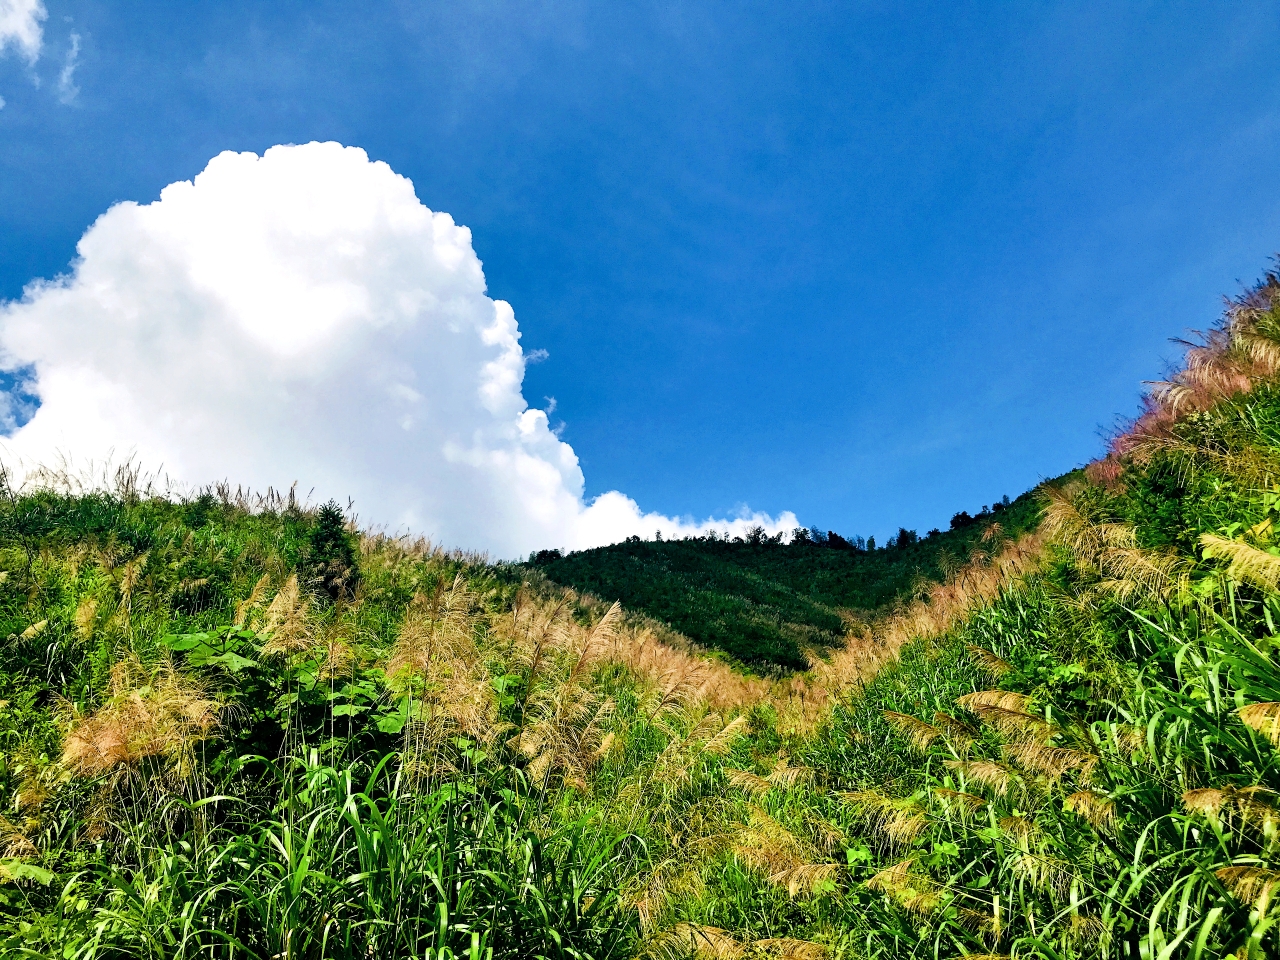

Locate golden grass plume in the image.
[1239,701,1280,745]
[1216,865,1280,908]
[1201,535,1280,593]
[61,656,221,784]
[1064,790,1116,830]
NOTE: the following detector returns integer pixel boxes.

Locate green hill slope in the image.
[12,276,1280,960]
[524,483,1053,669]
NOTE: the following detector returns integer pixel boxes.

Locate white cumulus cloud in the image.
[0,142,796,556]
[0,0,45,65]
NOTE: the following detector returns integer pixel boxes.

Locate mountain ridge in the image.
[523,475,1060,668]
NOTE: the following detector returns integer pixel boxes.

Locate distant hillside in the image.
[524,479,1063,669]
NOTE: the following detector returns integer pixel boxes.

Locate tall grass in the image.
[9,270,1280,957]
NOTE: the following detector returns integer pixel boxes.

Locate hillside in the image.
[6,272,1280,958]
[525,484,1051,669]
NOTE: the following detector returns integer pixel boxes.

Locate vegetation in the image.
[525,489,1047,669]
[6,271,1280,957]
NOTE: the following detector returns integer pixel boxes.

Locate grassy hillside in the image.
[525,487,1050,669]
[7,271,1280,958]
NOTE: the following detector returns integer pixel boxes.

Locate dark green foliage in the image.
[526,484,1051,669]
[306,499,360,601]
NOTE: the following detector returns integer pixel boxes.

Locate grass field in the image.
[5,272,1280,958]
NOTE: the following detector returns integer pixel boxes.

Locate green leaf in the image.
[331,682,378,702]
[162,632,214,652]
[491,674,521,693]
[845,843,872,865]
[204,651,259,672]
[0,861,54,885]
[376,708,407,733]
[932,841,959,859]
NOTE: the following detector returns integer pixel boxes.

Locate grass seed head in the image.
[932,787,987,817]
[767,861,840,899]
[1216,865,1280,908]
[1238,701,1280,745]
[1064,790,1116,829]
[1005,742,1098,781]
[944,759,1019,797]
[663,924,743,960]
[726,768,773,797]
[883,710,942,751]
[750,938,827,959]
[61,656,221,784]
[967,645,1014,677]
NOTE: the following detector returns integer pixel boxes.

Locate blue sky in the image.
[3,1,1280,545]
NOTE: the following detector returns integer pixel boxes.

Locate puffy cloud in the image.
[0,142,796,556]
[0,0,45,65]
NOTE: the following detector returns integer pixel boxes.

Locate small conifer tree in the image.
[307,499,359,601]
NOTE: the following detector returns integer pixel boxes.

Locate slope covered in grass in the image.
[524,487,1048,669]
[8,272,1280,959]
[0,481,647,958]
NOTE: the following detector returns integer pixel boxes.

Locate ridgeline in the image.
[524,483,1051,669]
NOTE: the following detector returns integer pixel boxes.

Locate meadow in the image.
[5,272,1280,957]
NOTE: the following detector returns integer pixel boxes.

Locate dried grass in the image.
[1100,270,1280,476]
[1239,701,1280,745]
[1216,865,1280,908]
[1064,790,1116,830]
[1200,536,1280,593]
[61,656,221,786]
[800,531,1046,712]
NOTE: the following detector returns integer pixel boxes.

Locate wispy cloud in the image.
[0,0,45,65]
[55,29,78,103]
